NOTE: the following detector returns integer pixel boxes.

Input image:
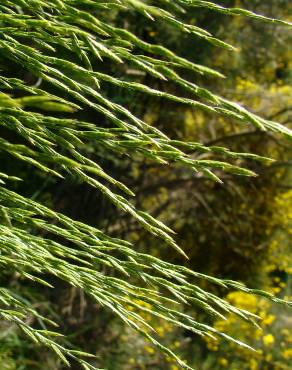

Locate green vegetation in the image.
[0,1,291,369]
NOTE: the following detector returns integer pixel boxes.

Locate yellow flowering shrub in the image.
[204,291,292,370]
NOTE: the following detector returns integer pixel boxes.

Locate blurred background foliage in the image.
[0,0,291,369]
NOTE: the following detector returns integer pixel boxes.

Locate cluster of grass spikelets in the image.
[0,1,291,369]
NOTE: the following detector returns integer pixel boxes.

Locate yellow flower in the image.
[249,358,258,370]
[282,348,292,359]
[253,328,262,340]
[263,334,275,347]
[262,314,275,326]
[156,326,165,337]
[144,345,155,354]
[218,358,228,367]
[272,287,281,294]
